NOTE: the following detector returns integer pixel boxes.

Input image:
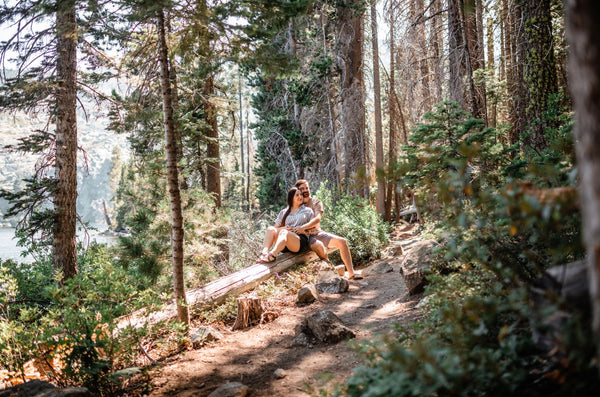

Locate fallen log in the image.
[118,247,337,329]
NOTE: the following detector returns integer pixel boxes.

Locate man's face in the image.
[298,182,310,201]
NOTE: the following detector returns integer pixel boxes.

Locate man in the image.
[292,179,361,280]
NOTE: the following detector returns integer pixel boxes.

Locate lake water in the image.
[0,227,118,264]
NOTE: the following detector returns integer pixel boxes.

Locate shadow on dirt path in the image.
[146,231,424,397]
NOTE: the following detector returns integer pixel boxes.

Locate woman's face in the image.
[293,189,304,206]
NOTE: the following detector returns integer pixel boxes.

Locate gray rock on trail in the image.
[207,381,250,397]
[0,380,91,397]
[399,239,438,295]
[295,310,355,344]
[296,283,320,304]
[274,368,287,379]
[363,261,394,275]
[315,276,349,294]
[290,331,312,347]
[191,326,224,349]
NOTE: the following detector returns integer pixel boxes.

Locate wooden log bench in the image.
[118,246,338,329]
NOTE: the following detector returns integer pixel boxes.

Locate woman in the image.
[258,187,314,263]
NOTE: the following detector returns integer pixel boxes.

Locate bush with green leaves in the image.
[0,245,172,394]
[339,101,597,396]
[315,184,390,265]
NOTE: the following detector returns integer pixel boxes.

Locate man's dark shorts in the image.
[308,231,335,247]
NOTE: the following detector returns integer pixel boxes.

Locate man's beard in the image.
[303,192,309,198]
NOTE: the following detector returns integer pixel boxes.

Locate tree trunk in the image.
[204,75,222,208]
[565,0,600,375]
[320,9,340,188]
[371,0,384,215]
[54,0,78,281]
[506,0,526,146]
[416,0,431,112]
[385,2,397,222]
[157,8,189,327]
[197,0,221,208]
[448,0,468,109]
[336,0,367,197]
[521,0,558,153]
[166,13,187,191]
[487,17,497,128]
[430,0,443,105]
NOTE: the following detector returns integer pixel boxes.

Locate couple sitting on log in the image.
[258,179,361,280]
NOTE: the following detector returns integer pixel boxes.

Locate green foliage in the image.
[339,101,594,396]
[0,246,169,393]
[0,263,42,378]
[39,258,161,392]
[315,184,389,264]
[345,271,538,397]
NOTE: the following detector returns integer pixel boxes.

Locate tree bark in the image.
[565,0,600,375]
[320,8,340,189]
[487,17,497,128]
[157,8,189,327]
[506,0,526,146]
[231,295,263,331]
[430,0,443,105]
[415,0,431,112]
[371,0,385,215]
[448,0,468,109]
[54,0,78,281]
[521,0,558,153]
[385,2,397,222]
[205,75,222,208]
[336,0,367,197]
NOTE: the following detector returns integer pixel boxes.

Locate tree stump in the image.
[231,295,263,331]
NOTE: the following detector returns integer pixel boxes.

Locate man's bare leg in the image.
[329,236,356,278]
[310,240,328,260]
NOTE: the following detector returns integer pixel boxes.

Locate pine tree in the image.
[0,0,116,280]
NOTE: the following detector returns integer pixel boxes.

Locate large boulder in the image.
[399,239,438,295]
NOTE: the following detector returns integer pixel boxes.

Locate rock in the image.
[399,239,438,295]
[296,284,319,304]
[382,244,403,258]
[297,310,355,344]
[316,277,349,294]
[360,303,377,309]
[207,381,250,397]
[191,326,223,349]
[0,380,91,397]
[530,260,590,353]
[290,332,312,347]
[111,366,142,380]
[364,261,394,275]
[274,368,287,379]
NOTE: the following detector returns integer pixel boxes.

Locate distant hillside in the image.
[0,106,129,229]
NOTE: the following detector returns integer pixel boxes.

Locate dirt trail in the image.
[145,232,423,397]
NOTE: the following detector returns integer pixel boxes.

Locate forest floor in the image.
[135,225,424,397]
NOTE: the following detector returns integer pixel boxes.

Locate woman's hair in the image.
[281,187,299,226]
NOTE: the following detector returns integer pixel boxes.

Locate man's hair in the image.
[295,179,309,188]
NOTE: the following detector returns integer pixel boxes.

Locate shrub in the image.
[339,101,596,396]
[315,184,390,265]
